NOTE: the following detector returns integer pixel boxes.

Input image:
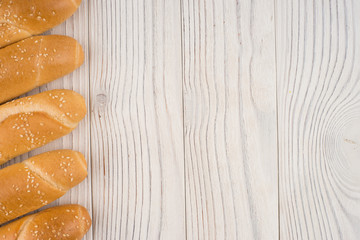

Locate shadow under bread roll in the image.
[0,35,84,104]
[0,204,91,240]
[0,0,82,47]
[0,150,88,225]
[0,89,86,165]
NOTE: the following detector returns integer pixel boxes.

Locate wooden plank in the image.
[0,2,93,239]
[276,0,360,239]
[181,0,278,239]
[89,0,184,239]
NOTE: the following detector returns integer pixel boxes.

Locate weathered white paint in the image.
[2,0,360,239]
[276,0,360,239]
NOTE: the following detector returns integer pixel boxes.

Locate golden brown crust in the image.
[0,0,82,47]
[25,150,88,191]
[0,205,91,240]
[0,89,86,165]
[0,35,84,104]
[0,151,87,225]
[0,216,27,240]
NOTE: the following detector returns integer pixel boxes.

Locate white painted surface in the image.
[182,0,278,239]
[276,0,360,239]
[88,0,184,239]
[1,0,360,239]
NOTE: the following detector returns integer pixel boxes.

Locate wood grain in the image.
[182,0,278,239]
[89,0,184,239]
[276,0,360,238]
[3,0,360,238]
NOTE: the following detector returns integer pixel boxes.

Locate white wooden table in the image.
[3,0,360,239]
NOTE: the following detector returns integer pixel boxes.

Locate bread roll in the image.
[0,204,91,240]
[0,0,82,47]
[0,150,88,225]
[0,89,86,165]
[0,35,84,104]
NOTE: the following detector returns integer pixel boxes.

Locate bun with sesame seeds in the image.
[0,0,82,48]
[0,204,91,239]
[0,150,88,225]
[0,89,86,165]
[0,35,84,104]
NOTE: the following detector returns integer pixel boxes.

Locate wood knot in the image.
[95,93,107,107]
